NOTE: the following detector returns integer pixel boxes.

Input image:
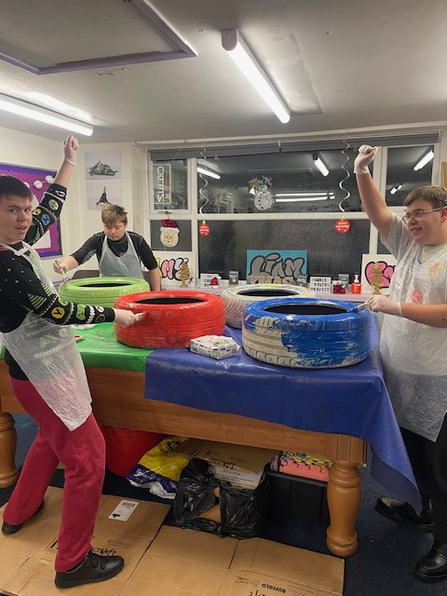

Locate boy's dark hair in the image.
[101,204,128,226]
[0,176,32,201]
[405,185,447,209]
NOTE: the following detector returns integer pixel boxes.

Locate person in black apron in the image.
[355,145,447,583]
[0,136,141,589]
[53,204,161,289]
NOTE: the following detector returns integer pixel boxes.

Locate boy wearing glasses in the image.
[355,145,447,583]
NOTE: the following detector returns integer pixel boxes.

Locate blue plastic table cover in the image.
[145,323,421,513]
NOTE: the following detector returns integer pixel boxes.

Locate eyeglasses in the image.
[402,207,443,224]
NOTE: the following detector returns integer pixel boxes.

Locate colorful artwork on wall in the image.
[246,250,307,284]
[361,254,397,292]
[0,162,61,257]
[154,251,194,286]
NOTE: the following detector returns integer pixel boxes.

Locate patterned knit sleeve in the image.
[26,183,67,246]
[0,250,115,326]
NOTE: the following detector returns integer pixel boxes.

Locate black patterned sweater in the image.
[0,183,115,379]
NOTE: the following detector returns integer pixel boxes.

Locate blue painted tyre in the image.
[242,297,371,369]
[222,283,314,329]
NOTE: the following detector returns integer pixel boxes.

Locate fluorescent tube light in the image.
[222,29,290,124]
[313,155,329,177]
[0,93,93,136]
[275,192,334,197]
[197,166,221,180]
[390,184,402,195]
[24,92,93,123]
[276,196,331,202]
[414,150,434,171]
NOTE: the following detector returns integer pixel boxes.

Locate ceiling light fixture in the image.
[390,184,402,195]
[275,195,333,202]
[0,93,93,136]
[414,150,434,171]
[313,153,329,177]
[275,192,334,198]
[197,166,221,180]
[222,29,290,124]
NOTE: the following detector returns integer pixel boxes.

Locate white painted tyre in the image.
[222,284,315,329]
[242,297,371,369]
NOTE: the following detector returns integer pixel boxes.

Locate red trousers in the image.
[3,378,105,572]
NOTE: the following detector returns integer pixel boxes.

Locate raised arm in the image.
[27,135,79,247]
[354,145,392,240]
[53,134,79,188]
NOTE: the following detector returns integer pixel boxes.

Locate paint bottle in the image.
[351,274,362,294]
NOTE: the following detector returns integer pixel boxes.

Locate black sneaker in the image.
[2,500,44,535]
[55,551,124,589]
[375,496,433,532]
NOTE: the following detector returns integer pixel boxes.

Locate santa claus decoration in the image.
[160,218,180,248]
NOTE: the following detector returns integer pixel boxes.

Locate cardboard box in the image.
[189,336,239,360]
[0,487,170,596]
[0,488,344,596]
[120,526,344,596]
[176,439,278,474]
[208,463,265,489]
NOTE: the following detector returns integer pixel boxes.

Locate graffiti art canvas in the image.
[361,254,396,292]
[246,250,307,284]
[154,251,194,286]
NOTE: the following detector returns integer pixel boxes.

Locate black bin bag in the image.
[173,458,269,538]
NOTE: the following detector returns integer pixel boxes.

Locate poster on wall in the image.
[86,180,122,211]
[85,150,121,180]
[361,254,397,292]
[0,162,61,257]
[246,250,308,284]
[154,251,194,287]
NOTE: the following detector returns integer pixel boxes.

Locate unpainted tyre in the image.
[221,284,315,329]
[59,277,149,307]
[114,290,226,348]
[242,297,371,369]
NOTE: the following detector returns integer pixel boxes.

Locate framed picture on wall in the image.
[361,253,396,293]
[246,250,308,284]
[154,251,194,286]
[0,162,61,257]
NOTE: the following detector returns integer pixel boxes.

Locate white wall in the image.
[0,126,82,280]
[0,126,143,280]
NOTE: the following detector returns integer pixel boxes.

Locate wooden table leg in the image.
[0,412,18,488]
[326,460,361,557]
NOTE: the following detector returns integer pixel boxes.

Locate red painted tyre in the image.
[114,290,226,348]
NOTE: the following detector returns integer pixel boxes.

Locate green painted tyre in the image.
[59,276,149,307]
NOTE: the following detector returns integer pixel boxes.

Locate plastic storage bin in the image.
[100,425,165,477]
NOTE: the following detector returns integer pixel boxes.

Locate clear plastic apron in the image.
[99,232,143,278]
[1,242,92,431]
[380,242,447,441]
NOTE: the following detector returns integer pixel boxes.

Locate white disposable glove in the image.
[53,258,69,275]
[63,134,79,166]
[366,295,402,317]
[114,309,145,327]
[354,145,378,175]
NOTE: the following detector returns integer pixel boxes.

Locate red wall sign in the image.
[335,218,351,233]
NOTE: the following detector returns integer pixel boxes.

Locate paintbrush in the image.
[352,302,369,313]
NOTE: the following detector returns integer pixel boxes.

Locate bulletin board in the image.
[0,162,61,257]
